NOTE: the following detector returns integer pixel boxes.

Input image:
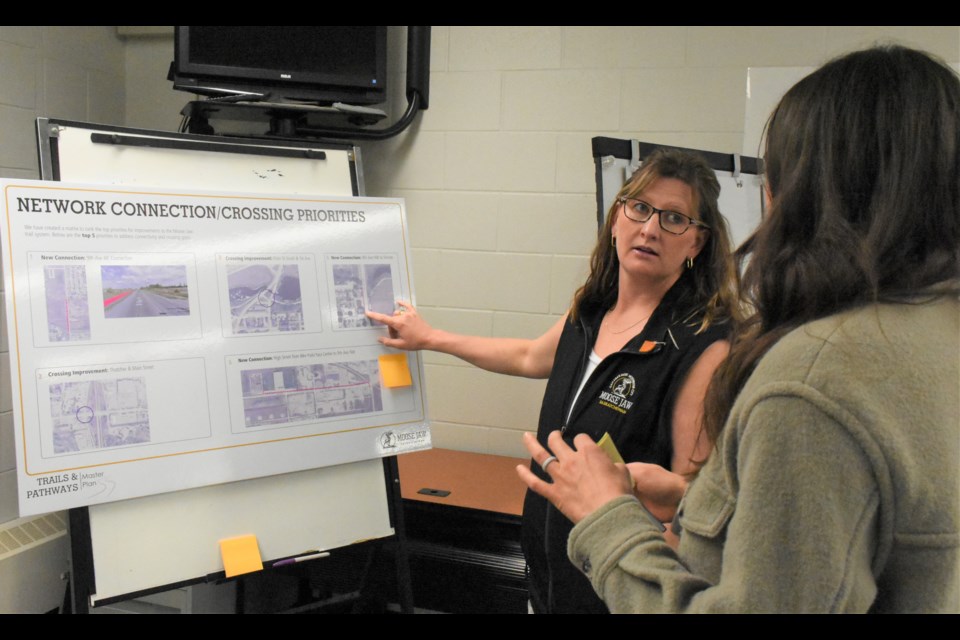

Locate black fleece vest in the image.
[522,281,729,613]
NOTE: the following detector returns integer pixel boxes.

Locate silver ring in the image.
[541,455,558,473]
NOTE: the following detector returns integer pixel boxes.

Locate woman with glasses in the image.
[518,45,959,613]
[367,148,740,613]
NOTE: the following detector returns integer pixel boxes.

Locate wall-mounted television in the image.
[171,26,388,105]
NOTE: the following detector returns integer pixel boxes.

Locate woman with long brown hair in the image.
[518,44,959,613]
[368,148,739,612]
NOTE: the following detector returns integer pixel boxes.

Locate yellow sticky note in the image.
[597,433,636,491]
[219,534,263,578]
[379,353,412,388]
[596,432,624,464]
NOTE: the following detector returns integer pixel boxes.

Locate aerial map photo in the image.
[332,262,395,329]
[240,360,383,429]
[49,377,150,454]
[227,263,304,334]
[44,265,91,342]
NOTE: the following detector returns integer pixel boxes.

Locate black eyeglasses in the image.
[617,198,709,235]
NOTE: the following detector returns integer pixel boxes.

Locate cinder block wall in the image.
[0,26,126,525]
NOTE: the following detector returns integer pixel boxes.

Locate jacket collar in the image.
[579,277,699,356]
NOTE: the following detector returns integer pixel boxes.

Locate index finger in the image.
[365,309,396,326]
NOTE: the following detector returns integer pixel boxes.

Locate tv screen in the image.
[173,26,387,105]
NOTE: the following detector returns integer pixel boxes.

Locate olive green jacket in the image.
[568,297,959,613]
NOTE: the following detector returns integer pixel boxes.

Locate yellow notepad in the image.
[595,433,666,532]
[596,432,624,464]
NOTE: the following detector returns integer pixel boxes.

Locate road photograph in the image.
[101,265,190,318]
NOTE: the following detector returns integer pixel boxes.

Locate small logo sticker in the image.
[376,425,431,454]
[380,431,398,449]
[598,373,636,414]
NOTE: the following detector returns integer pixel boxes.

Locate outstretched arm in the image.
[366,301,565,379]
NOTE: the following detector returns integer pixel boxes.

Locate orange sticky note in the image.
[219,534,263,578]
[379,354,412,388]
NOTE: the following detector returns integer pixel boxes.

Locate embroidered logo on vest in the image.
[598,373,636,414]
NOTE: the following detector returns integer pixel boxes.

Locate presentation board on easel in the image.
[592,137,764,248]
[15,118,426,604]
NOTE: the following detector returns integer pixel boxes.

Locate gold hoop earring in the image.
[685,256,694,269]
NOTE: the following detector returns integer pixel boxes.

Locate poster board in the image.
[18,119,417,603]
[2,180,429,516]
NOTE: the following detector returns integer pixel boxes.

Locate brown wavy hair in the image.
[703,45,960,443]
[571,148,740,331]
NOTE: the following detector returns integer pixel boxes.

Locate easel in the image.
[35,118,414,613]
